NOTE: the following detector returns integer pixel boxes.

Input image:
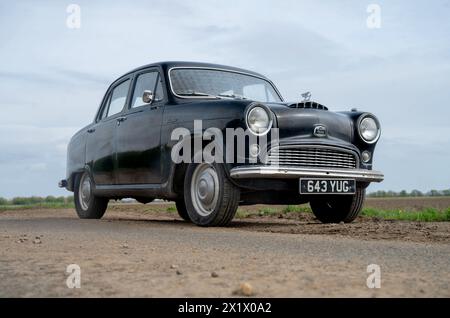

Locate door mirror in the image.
[142,90,154,104]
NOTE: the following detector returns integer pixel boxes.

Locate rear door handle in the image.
[167,118,178,124]
[87,128,96,133]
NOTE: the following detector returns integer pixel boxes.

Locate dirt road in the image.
[0,206,449,297]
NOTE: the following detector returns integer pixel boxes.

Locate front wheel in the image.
[184,163,240,227]
[74,172,108,219]
[310,188,365,223]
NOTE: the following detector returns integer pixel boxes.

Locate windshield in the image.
[169,68,283,103]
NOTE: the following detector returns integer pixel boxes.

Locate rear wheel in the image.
[135,197,154,204]
[175,199,191,221]
[74,172,108,219]
[184,163,240,227]
[310,188,365,223]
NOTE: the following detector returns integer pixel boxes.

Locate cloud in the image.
[0,69,109,86]
[27,163,48,172]
[0,0,450,196]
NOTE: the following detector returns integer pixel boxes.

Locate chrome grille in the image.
[267,147,357,169]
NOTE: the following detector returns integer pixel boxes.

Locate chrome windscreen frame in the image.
[167,66,285,102]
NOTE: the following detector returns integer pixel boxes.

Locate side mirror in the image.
[142,90,154,104]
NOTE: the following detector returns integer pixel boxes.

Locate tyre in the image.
[184,163,240,227]
[310,187,365,223]
[74,172,108,219]
[175,198,191,221]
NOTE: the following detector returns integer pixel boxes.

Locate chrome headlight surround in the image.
[245,103,273,136]
[357,113,381,144]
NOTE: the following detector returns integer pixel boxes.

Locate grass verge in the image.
[236,205,450,222]
[2,201,450,222]
[0,202,74,211]
[361,207,450,222]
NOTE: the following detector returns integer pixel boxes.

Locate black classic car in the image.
[60,61,384,226]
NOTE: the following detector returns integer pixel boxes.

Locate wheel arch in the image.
[168,134,236,198]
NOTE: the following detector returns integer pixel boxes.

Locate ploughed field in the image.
[365,196,450,211]
[0,196,449,297]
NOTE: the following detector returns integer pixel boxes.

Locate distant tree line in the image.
[368,189,450,198]
[0,196,74,206]
[1,190,449,204]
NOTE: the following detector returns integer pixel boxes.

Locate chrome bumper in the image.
[229,166,384,183]
[58,179,68,188]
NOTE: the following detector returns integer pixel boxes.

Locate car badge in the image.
[313,125,327,138]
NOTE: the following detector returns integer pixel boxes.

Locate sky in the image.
[0,0,450,198]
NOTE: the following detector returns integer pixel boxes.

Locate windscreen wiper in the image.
[178,91,221,98]
[217,93,247,100]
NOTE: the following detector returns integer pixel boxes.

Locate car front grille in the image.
[267,146,357,169]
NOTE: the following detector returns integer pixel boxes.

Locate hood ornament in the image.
[301,91,311,102]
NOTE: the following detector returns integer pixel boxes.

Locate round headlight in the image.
[246,106,272,135]
[358,115,380,144]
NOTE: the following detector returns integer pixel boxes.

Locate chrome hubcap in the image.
[79,174,92,211]
[191,164,219,217]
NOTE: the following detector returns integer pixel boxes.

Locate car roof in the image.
[122,61,269,80]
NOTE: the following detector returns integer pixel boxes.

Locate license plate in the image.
[299,179,356,194]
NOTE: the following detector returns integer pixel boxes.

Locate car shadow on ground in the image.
[104,215,319,229]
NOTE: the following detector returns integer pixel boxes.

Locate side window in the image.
[107,79,130,116]
[98,94,111,121]
[131,72,164,108]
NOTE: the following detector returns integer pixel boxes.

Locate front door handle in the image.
[87,128,96,133]
[117,117,127,125]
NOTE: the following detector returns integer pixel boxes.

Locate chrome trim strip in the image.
[229,166,384,182]
[168,66,285,102]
